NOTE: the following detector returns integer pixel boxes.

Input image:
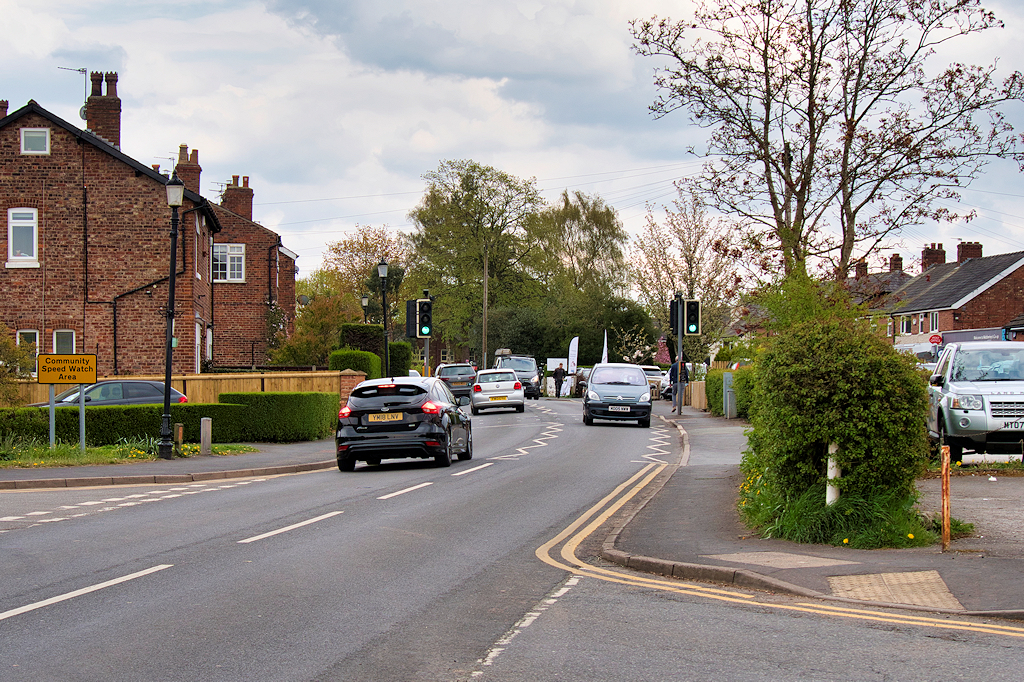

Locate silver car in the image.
[927,341,1024,462]
[470,369,525,415]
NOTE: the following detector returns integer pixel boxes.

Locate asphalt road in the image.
[4,400,1024,681]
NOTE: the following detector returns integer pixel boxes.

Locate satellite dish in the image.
[79,105,87,120]
[297,295,309,305]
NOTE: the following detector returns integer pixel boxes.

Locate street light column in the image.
[158,172,185,460]
[378,260,390,377]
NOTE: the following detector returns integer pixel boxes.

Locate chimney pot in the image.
[232,175,240,186]
[104,72,118,98]
[90,71,103,96]
[86,71,121,148]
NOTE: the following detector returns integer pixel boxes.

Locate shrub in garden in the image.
[329,349,381,380]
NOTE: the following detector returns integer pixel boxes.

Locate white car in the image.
[470,369,525,415]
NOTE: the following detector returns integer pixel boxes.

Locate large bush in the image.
[329,349,381,380]
[388,341,412,377]
[743,318,929,503]
[219,392,336,442]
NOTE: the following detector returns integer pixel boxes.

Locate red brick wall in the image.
[953,266,1024,331]
[0,111,213,376]
[210,202,296,367]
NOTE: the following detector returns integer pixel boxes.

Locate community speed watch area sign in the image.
[37,354,97,385]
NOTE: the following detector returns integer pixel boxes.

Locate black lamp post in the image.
[158,172,185,460]
[378,259,389,377]
[361,294,369,323]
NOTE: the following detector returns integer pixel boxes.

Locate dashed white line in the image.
[238,511,344,544]
[0,564,173,622]
[377,482,433,500]
[451,463,495,476]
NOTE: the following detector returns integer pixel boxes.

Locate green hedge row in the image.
[0,392,337,446]
[329,350,381,379]
[705,367,755,419]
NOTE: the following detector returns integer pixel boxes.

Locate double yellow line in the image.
[537,463,1024,639]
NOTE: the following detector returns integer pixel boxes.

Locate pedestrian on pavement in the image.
[552,362,566,398]
[669,359,690,412]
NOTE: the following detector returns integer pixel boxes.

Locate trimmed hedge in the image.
[705,367,754,419]
[329,349,381,380]
[340,323,384,357]
[0,392,337,445]
[388,341,412,377]
[219,392,336,442]
[0,403,248,446]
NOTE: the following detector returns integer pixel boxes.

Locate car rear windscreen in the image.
[439,366,476,377]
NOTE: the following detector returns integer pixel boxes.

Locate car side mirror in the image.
[929,374,943,386]
[458,396,471,406]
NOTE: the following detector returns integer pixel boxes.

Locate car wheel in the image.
[471,405,479,416]
[516,403,525,413]
[435,433,453,467]
[458,427,473,461]
[939,421,964,463]
[583,413,592,426]
[337,456,355,472]
[365,458,381,466]
[638,417,650,428]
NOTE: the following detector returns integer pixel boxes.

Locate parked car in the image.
[437,363,477,398]
[582,362,652,428]
[29,380,187,407]
[470,369,525,415]
[336,376,472,471]
[640,365,664,399]
[493,349,541,399]
[927,341,1024,462]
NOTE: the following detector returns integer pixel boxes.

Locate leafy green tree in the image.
[0,323,36,406]
[407,159,545,365]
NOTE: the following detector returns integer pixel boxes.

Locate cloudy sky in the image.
[3,0,1024,277]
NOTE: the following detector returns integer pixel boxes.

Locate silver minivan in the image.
[582,362,653,428]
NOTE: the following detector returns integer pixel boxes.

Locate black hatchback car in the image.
[436,363,477,399]
[336,376,473,471]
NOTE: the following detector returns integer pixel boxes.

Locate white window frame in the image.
[900,316,913,334]
[930,311,940,332]
[7,208,40,267]
[53,329,75,354]
[17,329,39,352]
[213,243,246,282]
[20,128,50,155]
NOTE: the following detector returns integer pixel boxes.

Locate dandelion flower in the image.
[843,538,849,544]
[908,533,914,539]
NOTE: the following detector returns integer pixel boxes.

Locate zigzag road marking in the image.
[637,426,672,464]
[490,420,563,460]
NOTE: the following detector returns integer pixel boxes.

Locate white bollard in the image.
[826,442,840,506]
[200,417,212,456]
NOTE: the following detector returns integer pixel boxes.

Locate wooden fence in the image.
[8,370,367,408]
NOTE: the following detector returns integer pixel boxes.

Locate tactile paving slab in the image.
[703,551,860,569]
[828,570,964,610]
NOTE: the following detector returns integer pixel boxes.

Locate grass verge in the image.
[0,433,257,468]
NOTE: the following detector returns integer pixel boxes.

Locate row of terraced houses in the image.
[1,72,297,377]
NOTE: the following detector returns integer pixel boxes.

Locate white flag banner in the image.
[601,329,608,363]
[567,336,579,374]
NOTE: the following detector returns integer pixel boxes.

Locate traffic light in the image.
[684,300,701,336]
[669,299,680,334]
[416,298,433,338]
[405,300,417,338]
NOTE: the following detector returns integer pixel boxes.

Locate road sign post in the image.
[37,354,97,451]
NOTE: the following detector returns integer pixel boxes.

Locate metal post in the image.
[380,274,389,378]
[158,204,179,460]
[675,293,683,414]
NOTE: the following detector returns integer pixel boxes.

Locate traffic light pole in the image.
[675,293,683,415]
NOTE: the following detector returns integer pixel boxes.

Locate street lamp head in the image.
[361,294,369,308]
[166,172,185,208]
[377,259,389,279]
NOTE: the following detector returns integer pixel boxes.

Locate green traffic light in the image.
[687,324,697,333]
[420,326,431,335]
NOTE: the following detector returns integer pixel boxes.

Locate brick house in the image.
[878,242,1024,358]
[0,72,295,376]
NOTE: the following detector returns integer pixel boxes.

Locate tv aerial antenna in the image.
[58,66,88,119]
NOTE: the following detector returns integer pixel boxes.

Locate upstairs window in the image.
[900,316,913,334]
[213,244,245,282]
[7,208,38,266]
[53,329,75,354]
[21,128,50,155]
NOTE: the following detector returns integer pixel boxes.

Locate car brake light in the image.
[473,384,482,392]
[421,400,440,414]
[339,405,352,418]
[177,395,188,403]
[514,382,522,390]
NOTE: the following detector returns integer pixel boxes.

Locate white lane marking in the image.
[237,511,344,544]
[377,482,433,500]
[0,564,173,622]
[490,420,562,461]
[0,516,24,521]
[25,511,52,516]
[451,463,495,476]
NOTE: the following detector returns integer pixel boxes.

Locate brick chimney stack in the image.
[0,100,8,118]
[222,175,254,221]
[86,71,121,148]
[174,145,202,194]
[855,260,868,279]
[889,253,903,272]
[922,243,946,271]
[957,241,983,263]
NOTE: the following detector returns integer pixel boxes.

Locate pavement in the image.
[2,401,1022,620]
